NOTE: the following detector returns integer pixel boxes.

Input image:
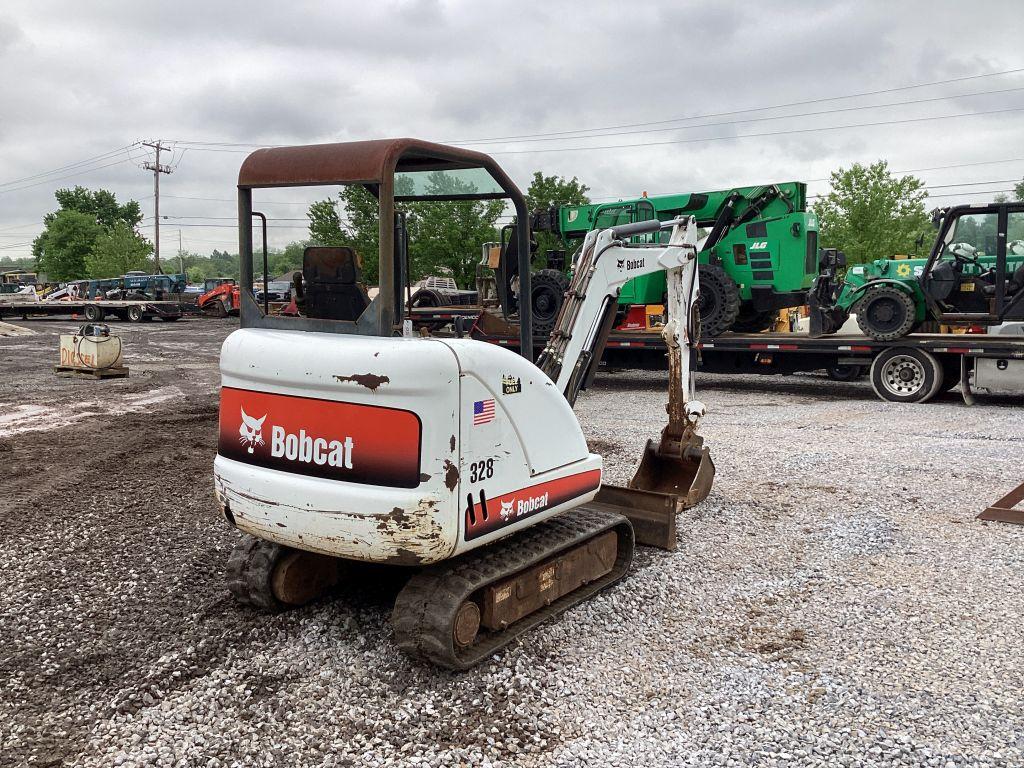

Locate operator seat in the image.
[295,246,370,321]
[981,262,1024,297]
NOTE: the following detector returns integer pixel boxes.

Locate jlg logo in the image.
[750,241,768,250]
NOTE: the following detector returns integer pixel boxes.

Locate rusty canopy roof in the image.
[237,137,516,192]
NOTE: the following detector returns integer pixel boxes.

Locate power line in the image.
[455,85,1024,146]
[0,143,139,188]
[445,66,1024,144]
[0,158,135,195]
[487,105,1024,155]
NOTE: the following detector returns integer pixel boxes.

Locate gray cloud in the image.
[1,0,1022,259]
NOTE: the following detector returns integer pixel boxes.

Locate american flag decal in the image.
[473,398,495,425]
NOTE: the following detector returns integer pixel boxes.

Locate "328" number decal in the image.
[469,458,495,483]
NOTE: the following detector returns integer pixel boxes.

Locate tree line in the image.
[7,165,1024,287]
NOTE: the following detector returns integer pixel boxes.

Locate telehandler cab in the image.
[809,202,1024,340]
[215,139,714,668]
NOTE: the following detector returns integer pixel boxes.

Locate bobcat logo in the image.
[499,499,515,521]
[616,258,625,269]
[239,408,267,454]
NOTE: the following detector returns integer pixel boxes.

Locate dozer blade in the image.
[589,484,681,551]
[629,431,715,511]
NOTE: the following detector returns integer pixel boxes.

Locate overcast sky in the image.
[1,1,1023,264]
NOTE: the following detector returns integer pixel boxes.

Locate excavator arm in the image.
[536,216,714,510]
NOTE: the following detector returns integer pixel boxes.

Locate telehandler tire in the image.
[530,269,569,336]
[697,263,740,337]
[731,308,775,334]
[855,286,916,341]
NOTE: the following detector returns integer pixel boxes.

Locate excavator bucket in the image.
[629,432,715,510]
[620,323,716,534]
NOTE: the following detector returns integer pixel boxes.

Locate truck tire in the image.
[84,304,105,322]
[855,286,916,341]
[697,263,740,337]
[826,364,866,382]
[531,269,569,336]
[127,305,144,323]
[869,348,943,403]
[731,308,776,334]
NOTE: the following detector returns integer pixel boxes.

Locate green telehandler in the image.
[516,182,820,336]
[808,201,1024,340]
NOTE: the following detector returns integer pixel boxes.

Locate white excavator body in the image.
[215,330,600,564]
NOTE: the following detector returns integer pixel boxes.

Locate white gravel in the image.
[3,322,1023,767]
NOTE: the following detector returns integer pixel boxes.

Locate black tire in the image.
[869,348,942,403]
[938,356,961,393]
[855,286,917,341]
[697,263,740,337]
[226,534,285,612]
[84,304,104,322]
[530,269,570,336]
[826,364,866,382]
[127,305,144,323]
[731,307,776,334]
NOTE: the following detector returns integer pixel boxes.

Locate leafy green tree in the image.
[85,221,154,278]
[813,161,931,264]
[33,186,148,280]
[0,256,37,272]
[1014,177,1024,202]
[49,186,142,230]
[33,210,104,281]
[405,172,504,288]
[526,171,590,268]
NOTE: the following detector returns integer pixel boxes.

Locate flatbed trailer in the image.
[410,306,1024,404]
[0,298,182,323]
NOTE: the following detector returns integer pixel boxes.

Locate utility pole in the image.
[142,141,172,272]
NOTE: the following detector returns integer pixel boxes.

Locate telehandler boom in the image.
[215,139,714,668]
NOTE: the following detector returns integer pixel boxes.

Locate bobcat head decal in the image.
[500,499,515,521]
[239,408,267,454]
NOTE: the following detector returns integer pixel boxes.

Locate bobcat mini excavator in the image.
[216,139,714,668]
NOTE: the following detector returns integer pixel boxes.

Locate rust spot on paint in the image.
[419,472,431,482]
[389,506,409,525]
[334,373,390,391]
[443,460,459,491]
[386,548,424,566]
[450,434,456,452]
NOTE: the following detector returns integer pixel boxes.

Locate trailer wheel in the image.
[826,364,866,382]
[84,304,105,322]
[855,286,917,341]
[937,356,961,393]
[127,305,144,323]
[869,348,942,403]
[697,263,740,337]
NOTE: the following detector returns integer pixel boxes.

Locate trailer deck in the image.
[411,306,1024,403]
[0,298,182,322]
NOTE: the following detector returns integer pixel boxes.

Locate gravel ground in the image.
[2,318,1022,767]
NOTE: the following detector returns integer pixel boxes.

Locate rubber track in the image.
[392,507,635,670]
[225,533,284,612]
